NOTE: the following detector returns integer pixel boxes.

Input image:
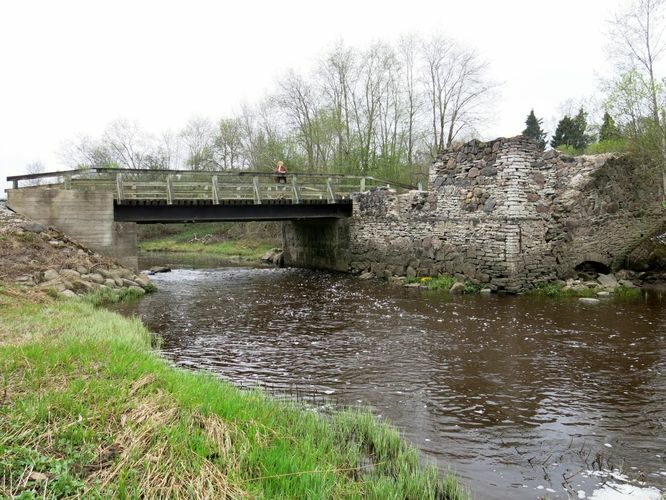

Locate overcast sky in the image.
[0,0,623,195]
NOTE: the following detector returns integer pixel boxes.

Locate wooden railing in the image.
[7,168,419,204]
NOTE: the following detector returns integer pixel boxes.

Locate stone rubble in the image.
[1,201,154,297]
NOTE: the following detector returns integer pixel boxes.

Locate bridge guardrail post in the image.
[326,178,336,203]
[252,176,261,204]
[212,175,219,204]
[116,173,124,201]
[360,177,366,193]
[292,175,300,204]
[64,174,72,190]
[166,175,173,205]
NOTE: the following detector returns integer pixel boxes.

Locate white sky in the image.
[0,0,622,195]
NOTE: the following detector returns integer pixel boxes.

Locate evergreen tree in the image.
[550,115,575,149]
[522,110,547,150]
[551,107,591,151]
[571,107,591,150]
[599,112,621,141]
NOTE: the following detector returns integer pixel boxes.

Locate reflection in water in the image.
[118,267,666,499]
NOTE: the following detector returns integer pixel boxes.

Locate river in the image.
[119,258,666,499]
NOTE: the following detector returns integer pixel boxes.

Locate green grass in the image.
[406,275,481,293]
[614,285,642,299]
[556,139,629,156]
[140,238,275,260]
[0,288,466,499]
[528,282,596,297]
[139,223,276,260]
[528,282,642,299]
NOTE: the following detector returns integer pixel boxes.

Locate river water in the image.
[120,260,666,499]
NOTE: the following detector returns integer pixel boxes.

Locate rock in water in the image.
[449,282,465,295]
[149,266,171,274]
[579,297,601,304]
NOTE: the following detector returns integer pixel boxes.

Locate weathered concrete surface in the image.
[282,219,350,272]
[6,188,138,270]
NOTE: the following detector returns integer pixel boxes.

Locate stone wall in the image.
[316,135,664,292]
[6,188,138,270]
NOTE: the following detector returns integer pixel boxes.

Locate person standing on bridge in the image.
[275,160,287,184]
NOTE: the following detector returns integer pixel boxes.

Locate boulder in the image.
[133,274,151,287]
[260,249,278,262]
[596,291,611,297]
[618,279,637,289]
[69,279,93,292]
[449,282,465,295]
[76,266,89,275]
[388,276,405,286]
[22,222,45,233]
[43,269,60,281]
[61,290,77,299]
[104,278,117,288]
[272,252,284,267]
[88,273,105,284]
[597,273,618,289]
[39,279,66,292]
[60,269,81,281]
[358,272,374,280]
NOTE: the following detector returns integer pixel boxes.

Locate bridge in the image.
[7,167,415,222]
[5,167,415,270]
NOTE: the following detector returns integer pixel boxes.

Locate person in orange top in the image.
[275,160,287,184]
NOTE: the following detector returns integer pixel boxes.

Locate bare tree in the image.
[398,35,422,167]
[214,117,246,169]
[180,117,216,170]
[609,0,666,194]
[102,119,152,169]
[422,36,494,152]
[273,70,321,170]
[23,161,45,186]
[319,43,356,167]
[60,135,113,169]
[156,130,183,170]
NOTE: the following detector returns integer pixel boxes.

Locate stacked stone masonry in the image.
[344,135,664,292]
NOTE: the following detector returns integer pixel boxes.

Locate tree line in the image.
[59,34,496,185]
[522,0,666,198]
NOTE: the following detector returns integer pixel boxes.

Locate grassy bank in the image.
[528,282,642,298]
[0,288,465,499]
[138,222,278,261]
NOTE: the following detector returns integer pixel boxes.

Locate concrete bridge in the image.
[5,168,414,270]
[6,137,665,291]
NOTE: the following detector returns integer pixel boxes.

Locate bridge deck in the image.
[6,167,416,222]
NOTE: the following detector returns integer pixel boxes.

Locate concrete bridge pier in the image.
[282,219,351,271]
[6,189,138,270]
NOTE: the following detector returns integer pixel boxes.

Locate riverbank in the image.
[0,287,465,498]
[138,222,279,262]
[0,205,465,498]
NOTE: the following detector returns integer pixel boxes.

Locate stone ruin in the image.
[345,136,664,292]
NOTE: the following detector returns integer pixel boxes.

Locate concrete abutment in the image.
[6,189,138,270]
